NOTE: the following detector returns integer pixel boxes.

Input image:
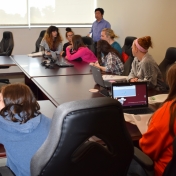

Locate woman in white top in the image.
[128,36,166,91]
[40,25,62,55]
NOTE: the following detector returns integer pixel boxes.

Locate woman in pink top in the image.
[66,35,97,63]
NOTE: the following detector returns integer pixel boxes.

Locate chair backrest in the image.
[82,36,95,54]
[159,47,176,82]
[0,31,14,56]
[121,36,137,76]
[122,36,137,57]
[163,136,176,176]
[31,97,134,176]
[35,30,46,52]
[122,55,134,76]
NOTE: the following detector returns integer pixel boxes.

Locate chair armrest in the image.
[0,166,15,176]
[133,147,154,171]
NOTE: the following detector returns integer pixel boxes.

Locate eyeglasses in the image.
[67,35,73,37]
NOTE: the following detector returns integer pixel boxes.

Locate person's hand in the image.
[67,45,73,49]
[60,51,64,56]
[89,62,94,66]
[130,78,138,82]
[94,62,100,67]
[87,34,91,37]
[65,56,68,59]
[45,51,51,56]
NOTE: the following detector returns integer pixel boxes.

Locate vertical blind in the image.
[0,0,96,27]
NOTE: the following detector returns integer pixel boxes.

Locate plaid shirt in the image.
[102,52,124,75]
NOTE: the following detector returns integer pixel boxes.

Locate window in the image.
[0,0,96,27]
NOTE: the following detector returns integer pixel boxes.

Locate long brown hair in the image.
[97,40,122,65]
[164,63,176,137]
[43,25,62,51]
[72,35,86,51]
[0,83,40,123]
[148,64,176,136]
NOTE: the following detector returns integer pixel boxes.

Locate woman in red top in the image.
[128,63,176,176]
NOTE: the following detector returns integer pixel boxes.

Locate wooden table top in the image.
[32,74,103,106]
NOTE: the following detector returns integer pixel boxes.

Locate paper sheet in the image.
[132,114,152,134]
[28,51,43,57]
[102,75,127,81]
[148,94,168,104]
[124,113,152,134]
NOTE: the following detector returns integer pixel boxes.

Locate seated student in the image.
[60,27,74,57]
[90,40,124,75]
[40,25,62,55]
[128,63,176,176]
[66,35,97,63]
[101,28,122,55]
[0,83,51,176]
[128,36,166,91]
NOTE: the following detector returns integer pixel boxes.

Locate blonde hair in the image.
[102,28,118,39]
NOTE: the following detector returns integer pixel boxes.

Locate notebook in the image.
[111,82,154,114]
[90,65,127,97]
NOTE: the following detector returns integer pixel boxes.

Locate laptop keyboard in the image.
[123,108,154,115]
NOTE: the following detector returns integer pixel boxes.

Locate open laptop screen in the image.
[112,82,148,108]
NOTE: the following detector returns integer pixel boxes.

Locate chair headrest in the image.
[124,36,137,46]
[82,37,94,45]
[39,30,46,38]
[3,31,12,39]
[164,47,176,63]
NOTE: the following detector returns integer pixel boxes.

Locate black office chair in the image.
[0,31,13,84]
[0,79,10,84]
[0,97,134,176]
[159,47,176,82]
[82,36,95,55]
[34,30,46,52]
[162,136,176,176]
[121,36,137,76]
[0,31,14,56]
[122,36,136,57]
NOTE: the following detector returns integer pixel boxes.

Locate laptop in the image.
[90,65,127,97]
[111,82,154,114]
[44,51,74,67]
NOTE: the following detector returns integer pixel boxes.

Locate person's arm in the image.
[66,47,85,61]
[139,114,166,161]
[55,43,62,55]
[137,62,157,89]
[128,58,138,81]
[105,21,111,29]
[93,62,106,72]
[87,24,93,37]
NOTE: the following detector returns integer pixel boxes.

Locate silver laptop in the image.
[90,65,112,97]
[111,82,154,114]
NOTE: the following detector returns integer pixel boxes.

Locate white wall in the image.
[1,0,176,64]
[97,0,176,63]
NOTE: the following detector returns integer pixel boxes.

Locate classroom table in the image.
[32,74,145,141]
[11,55,92,79]
[0,56,15,66]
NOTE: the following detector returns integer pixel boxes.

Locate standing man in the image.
[88,8,111,55]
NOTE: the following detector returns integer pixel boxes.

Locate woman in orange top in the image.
[128,63,176,176]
